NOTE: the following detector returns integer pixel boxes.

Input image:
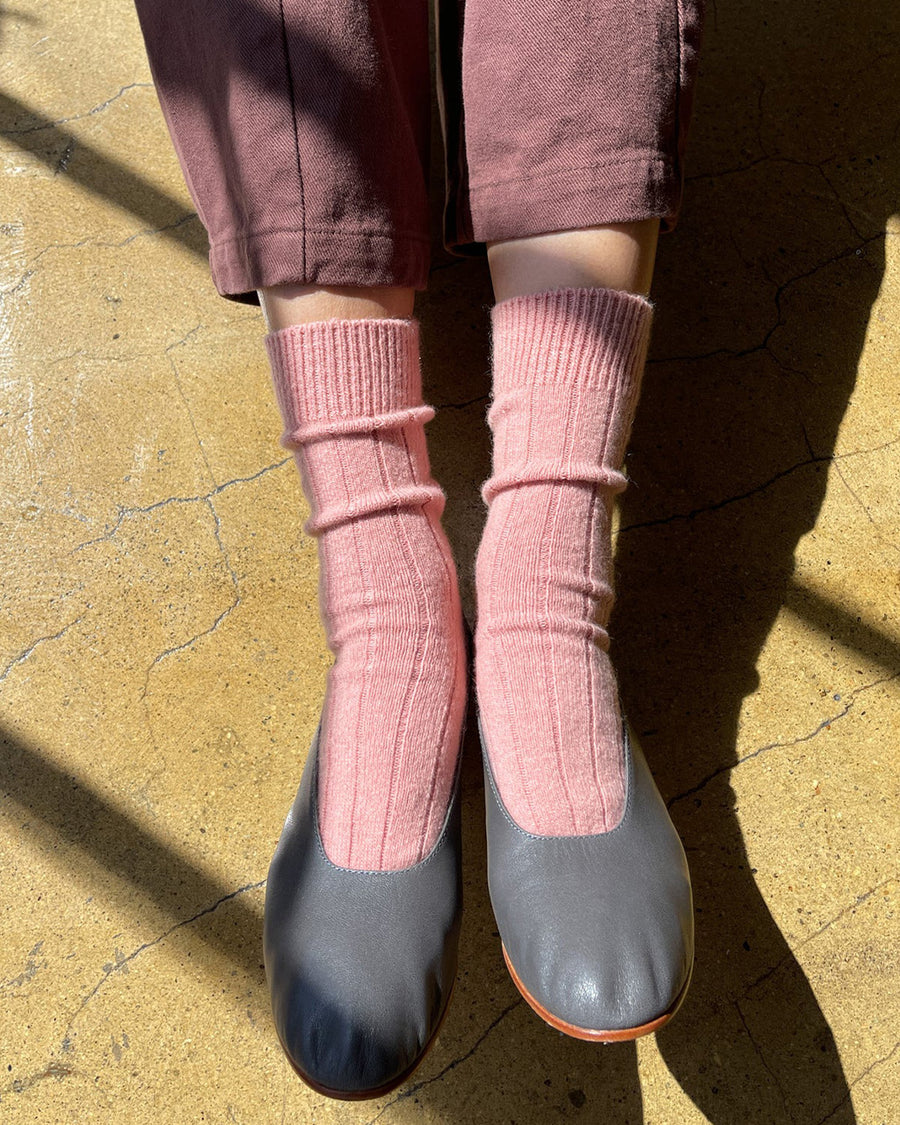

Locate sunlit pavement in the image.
[1,2,898,1122]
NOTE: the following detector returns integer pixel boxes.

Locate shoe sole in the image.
[502,943,693,1042]
[276,981,455,1101]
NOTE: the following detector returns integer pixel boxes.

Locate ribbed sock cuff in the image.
[265,318,424,436]
[490,286,653,396]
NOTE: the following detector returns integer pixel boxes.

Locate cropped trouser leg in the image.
[438,0,705,254]
[133,0,705,302]
[133,0,434,300]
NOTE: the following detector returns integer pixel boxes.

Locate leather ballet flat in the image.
[479,711,693,1041]
[263,721,464,1099]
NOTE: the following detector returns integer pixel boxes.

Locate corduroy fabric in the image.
[266,317,467,870]
[475,286,652,836]
[133,0,705,301]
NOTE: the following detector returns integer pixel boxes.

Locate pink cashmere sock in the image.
[475,286,653,836]
[266,317,467,871]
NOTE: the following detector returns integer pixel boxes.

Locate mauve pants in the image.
[134,0,705,303]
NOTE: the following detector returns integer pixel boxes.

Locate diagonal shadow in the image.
[607,0,899,1121]
[129,0,432,303]
[784,580,900,679]
[1,725,265,985]
[0,93,208,259]
[2,0,896,1118]
[2,0,420,299]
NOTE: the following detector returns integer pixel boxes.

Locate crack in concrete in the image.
[817,164,868,241]
[141,597,237,696]
[71,458,291,553]
[165,325,217,489]
[734,997,790,1113]
[67,316,285,553]
[138,492,243,695]
[646,228,883,376]
[667,672,899,808]
[0,267,36,299]
[364,998,521,1122]
[205,496,240,593]
[797,876,896,949]
[73,495,198,551]
[685,150,835,184]
[0,618,82,686]
[5,83,154,135]
[747,876,897,996]
[63,879,266,1037]
[46,347,162,367]
[834,434,900,462]
[816,1038,900,1124]
[770,233,882,324]
[6,243,94,294]
[3,215,200,295]
[214,460,292,494]
[0,941,47,996]
[0,1061,74,1100]
[106,213,198,247]
[620,452,833,533]
[831,460,874,524]
[718,233,882,378]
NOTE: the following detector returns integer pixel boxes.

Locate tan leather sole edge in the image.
[277,981,455,1101]
[502,944,692,1043]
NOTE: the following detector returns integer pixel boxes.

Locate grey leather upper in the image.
[263,725,463,1094]
[481,714,693,1032]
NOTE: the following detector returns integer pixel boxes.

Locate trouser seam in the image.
[278,0,307,278]
[209,226,432,249]
[469,152,673,193]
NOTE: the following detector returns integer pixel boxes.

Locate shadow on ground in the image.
[423,1,898,1122]
[3,0,897,1119]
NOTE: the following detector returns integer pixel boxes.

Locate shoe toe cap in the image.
[273,969,438,1095]
[510,899,692,1033]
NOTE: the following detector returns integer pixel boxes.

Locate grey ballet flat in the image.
[479,712,693,1040]
[263,722,463,1099]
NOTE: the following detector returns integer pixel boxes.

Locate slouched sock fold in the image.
[475,286,653,835]
[266,317,467,870]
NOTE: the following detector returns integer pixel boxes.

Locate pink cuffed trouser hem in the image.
[134,0,705,302]
[209,228,433,304]
[461,153,682,251]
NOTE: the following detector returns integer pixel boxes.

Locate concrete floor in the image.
[2,1,898,1122]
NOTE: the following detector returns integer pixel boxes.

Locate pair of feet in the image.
[262,285,693,1097]
[264,685,693,1100]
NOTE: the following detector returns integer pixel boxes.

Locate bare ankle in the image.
[258,284,416,332]
[486,219,660,302]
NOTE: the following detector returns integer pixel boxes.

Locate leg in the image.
[259,284,415,330]
[135,0,465,870]
[477,218,661,834]
[486,219,660,302]
[264,307,467,871]
[457,0,704,838]
[134,0,433,301]
[135,0,468,1095]
[449,0,705,1038]
[262,303,469,1093]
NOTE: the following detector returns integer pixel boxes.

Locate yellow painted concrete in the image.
[2,1,898,1122]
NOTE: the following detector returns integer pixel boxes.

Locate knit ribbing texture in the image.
[476,286,652,835]
[266,317,467,870]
